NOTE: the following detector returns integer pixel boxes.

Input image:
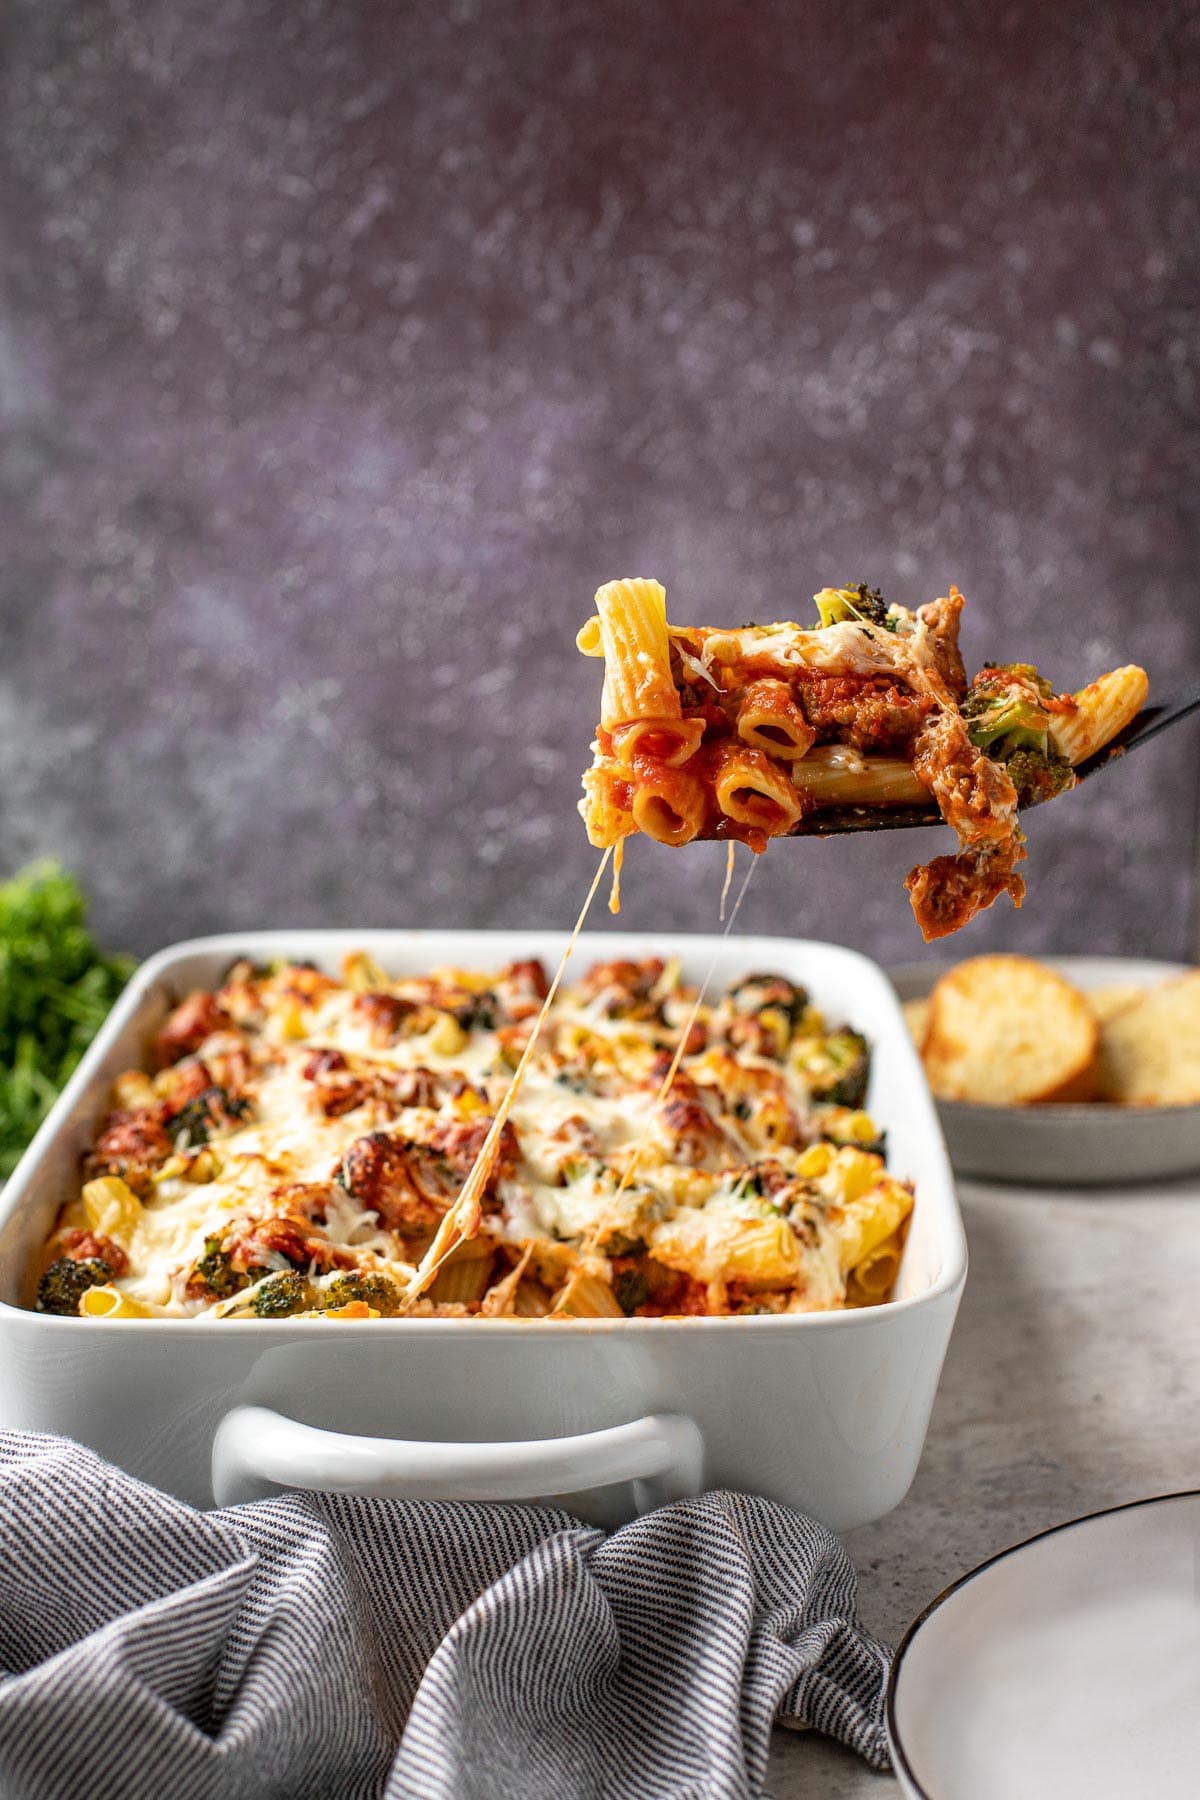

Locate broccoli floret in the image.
[813,584,893,629]
[36,1256,113,1315]
[979,661,1055,700]
[726,974,810,1055]
[167,1086,249,1148]
[602,1231,647,1260]
[728,973,809,1025]
[453,991,498,1031]
[964,690,1049,755]
[253,1271,318,1318]
[613,1268,649,1315]
[821,1126,887,1158]
[1003,746,1077,808]
[322,1271,402,1316]
[964,668,1077,802]
[964,664,1059,760]
[822,1031,871,1107]
[190,1234,253,1300]
[797,1029,871,1108]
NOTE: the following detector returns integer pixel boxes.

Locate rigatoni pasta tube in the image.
[612,716,705,769]
[845,1230,905,1306]
[81,1176,142,1247]
[1048,665,1148,765]
[650,1213,803,1291]
[428,1235,496,1306]
[579,765,636,848]
[735,679,816,762]
[712,743,804,833]
[511,1281,551,1317]
[343,950,391,993]
[789,746,928,808]
[585,579,680,729]
[79,1285,159,1319]
[631,768,706,846]
[831,1176,913,1275]
[553,1270,624,1318]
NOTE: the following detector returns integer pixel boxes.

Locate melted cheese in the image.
[401,843,614,1303]
[46,935,914,1320]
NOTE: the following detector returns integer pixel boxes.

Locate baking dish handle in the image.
[211,1405,705,1513]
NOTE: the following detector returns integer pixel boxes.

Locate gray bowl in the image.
[889,957,1200,1187]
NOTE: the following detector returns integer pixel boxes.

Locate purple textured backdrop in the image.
[2,0,1198,964]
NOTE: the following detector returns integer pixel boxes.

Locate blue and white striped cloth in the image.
[0,1433,891,1798]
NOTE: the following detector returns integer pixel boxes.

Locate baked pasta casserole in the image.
[34,953,912,1320]
[578,579,1148,939]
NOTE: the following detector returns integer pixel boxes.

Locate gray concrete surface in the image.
[1,1,1198,964]
[769,1176,1200,1793]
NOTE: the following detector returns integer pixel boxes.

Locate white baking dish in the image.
[0,931,966,1530]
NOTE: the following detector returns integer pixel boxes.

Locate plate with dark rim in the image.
[889,956,1200,1186]
[887,1490,1200,1798]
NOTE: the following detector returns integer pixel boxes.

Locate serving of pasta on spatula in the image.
[578,579,1149,939]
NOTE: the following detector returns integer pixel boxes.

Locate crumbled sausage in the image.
[90,1109,172,1166]
[154,992,233,1067]
[625,1266,710,1317]
[905,841,1027,942]
[156,1059,218,1109]
[543,1115,601,1164]
[55,1229,130,1278]
[657,1094,730,1165]
[203,1042,254,1101]
[301,1049,432,1120]
[576,958,665,1019]
[495,959,550,1021]
[301,1048,376,1117]
[225,1216,352,1273]
[427,1117,520,1185]
[351,991,419,1045]
[793,672,934,752]
[336,1132,445,1231]
[84,1109,172,1196]
[268,1181,339,1224]
[390,1067,446,1109]
[647,1067,730,1167]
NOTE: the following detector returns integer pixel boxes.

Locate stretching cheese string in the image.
[718,839,736,922]
[608,837,625,915]
[612,850,757,1205]
[401,845,613,1307]
[551,849,758,1311]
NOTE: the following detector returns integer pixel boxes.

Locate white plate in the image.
[890,957,1200,1186]
[888,1492,1200,1799]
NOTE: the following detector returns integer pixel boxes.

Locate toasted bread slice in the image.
[903,997,932,1051]
[1095,971,1200,1106]
[923,955,1098,1104]
[1086,984,1145,1026]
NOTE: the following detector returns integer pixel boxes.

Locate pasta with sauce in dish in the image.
[33,953,912,1321]
[577,579,1148,939]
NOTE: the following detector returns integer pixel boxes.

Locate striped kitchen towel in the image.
[0,1432,891,1799]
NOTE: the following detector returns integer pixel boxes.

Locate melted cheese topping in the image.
[37,954,914,1321]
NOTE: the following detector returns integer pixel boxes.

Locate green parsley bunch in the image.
[0,862,134,1176]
